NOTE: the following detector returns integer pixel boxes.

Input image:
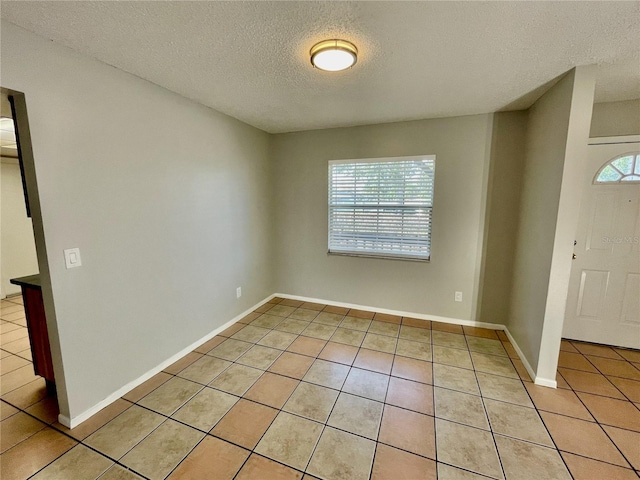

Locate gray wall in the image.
[1,22,274,421]
[590,99,640,137]
[535,67,595,381]
[507,72,575,370]
[477,112,527,325]
[507,68,595,380]
[1,19,602,420]
[271,114,493,321]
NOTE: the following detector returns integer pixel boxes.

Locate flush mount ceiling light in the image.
[310,39,358,72]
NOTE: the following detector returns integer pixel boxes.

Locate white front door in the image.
[563,138,640,349]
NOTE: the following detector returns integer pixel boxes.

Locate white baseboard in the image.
[277,293,557,388]
[277,293,557,386]
[502,328,536,383]
[533,377,557,388]
[281,291,554,389]
[60,291,557,428]
[502,327,555,388]
[58,295,275,428]
[274,292,504,331]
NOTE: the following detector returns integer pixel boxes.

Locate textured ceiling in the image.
[1,1,639,133]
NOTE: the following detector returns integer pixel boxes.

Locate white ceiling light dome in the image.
[310,39,358,72]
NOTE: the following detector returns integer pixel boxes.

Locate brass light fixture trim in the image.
[310,39,358,72]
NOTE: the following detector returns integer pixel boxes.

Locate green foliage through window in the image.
[595,153,640,184]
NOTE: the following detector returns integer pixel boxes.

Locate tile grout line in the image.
[562,345,639,472]
[466,331,509,480]
[518,366,577,480]
[300,346,353,476]
[428,325,439,475]
[58,366,211,479]
[537,345,640,475]
[244,355,318,475]
[5,299,639,479]
[367,338,399,480]
[499,366,639,473]
[473,344,509,480]
[561,343,640,426]
[162,312,322,478]
[577,344,640,407]
[12,404,153,480]
[128,381,273,480]
[6,316,504,472]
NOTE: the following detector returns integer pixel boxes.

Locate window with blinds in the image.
[328,155,435,261]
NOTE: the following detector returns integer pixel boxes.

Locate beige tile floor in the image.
[1,294,640,479]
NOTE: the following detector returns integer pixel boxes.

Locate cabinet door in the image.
[23,287,55,382]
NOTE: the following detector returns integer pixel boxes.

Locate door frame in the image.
[1,87,68,412]
[562,134,640,347]
[588,135,640,146]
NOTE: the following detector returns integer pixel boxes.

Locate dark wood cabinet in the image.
[10,275,55,388]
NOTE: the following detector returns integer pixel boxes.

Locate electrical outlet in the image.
[236,287,242,299]
[454,291,463,302]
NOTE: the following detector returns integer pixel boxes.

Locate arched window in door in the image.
[594,152,640,183]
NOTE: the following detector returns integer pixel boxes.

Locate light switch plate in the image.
[64,248,82,269]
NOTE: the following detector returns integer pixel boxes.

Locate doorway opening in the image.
[1,88,59,417]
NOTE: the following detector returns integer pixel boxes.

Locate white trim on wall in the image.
[588,135,640,145]
[502,328,551,387]
[274,292,500,330]
[275,292,545,385]
[58,295,275,428]
[61,291,549,428]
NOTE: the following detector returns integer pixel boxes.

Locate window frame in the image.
[593,152,640,184]
[327,154,436,262]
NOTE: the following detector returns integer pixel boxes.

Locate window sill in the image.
[327,251,430,263]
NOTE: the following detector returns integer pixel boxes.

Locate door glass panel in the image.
[612,155,634,174]
[595,152,640,183]
[597,165,622,182]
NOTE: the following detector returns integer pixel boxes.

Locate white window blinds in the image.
[328,155,435,261]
